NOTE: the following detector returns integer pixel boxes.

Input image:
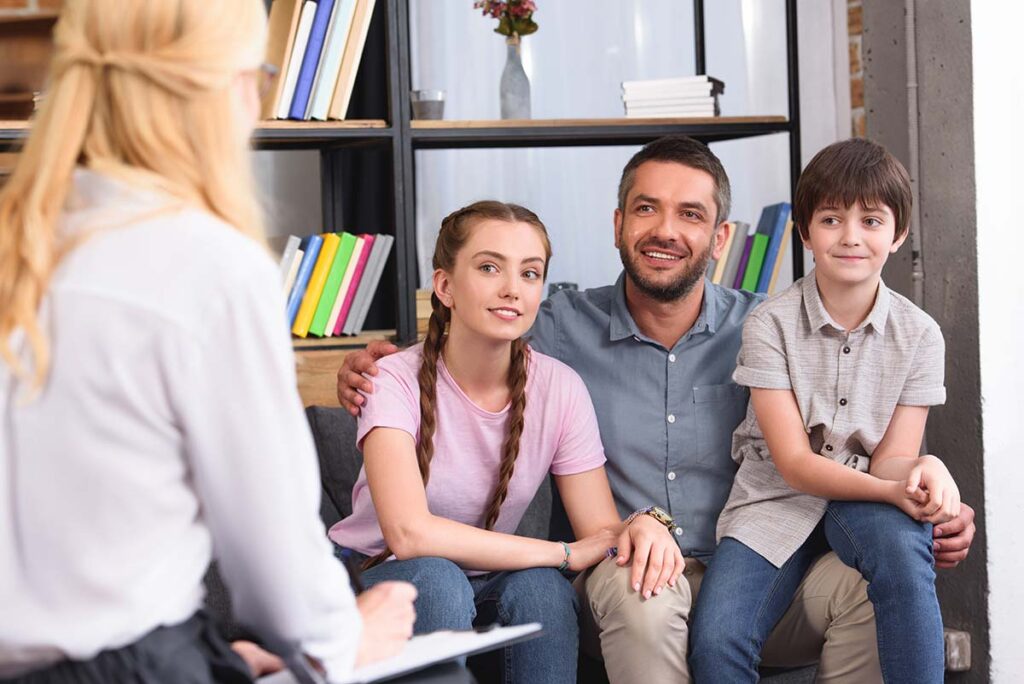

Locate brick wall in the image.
[848,0,865,137]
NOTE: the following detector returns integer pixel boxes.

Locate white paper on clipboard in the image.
[258,622,543,684]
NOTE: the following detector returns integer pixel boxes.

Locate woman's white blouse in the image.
[0,169,360,681]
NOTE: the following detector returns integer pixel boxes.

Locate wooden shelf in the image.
[292,329,396,352]
[0,119,394,150]
[409,115,790,148]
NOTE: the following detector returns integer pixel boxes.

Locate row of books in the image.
[622,75,724,118]
[708,203,793,294]
[280,232,394,337]
[263,0,377,121]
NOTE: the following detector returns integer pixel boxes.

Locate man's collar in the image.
[802,269,890,334]
[609,272,719,343]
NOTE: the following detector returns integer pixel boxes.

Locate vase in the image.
[500,36,531,119]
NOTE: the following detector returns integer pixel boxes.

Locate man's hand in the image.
[614,515,684,600]
[933,502,976,569]
[355,581,417,667]
[230,640,285,677]
[336,340,399,415]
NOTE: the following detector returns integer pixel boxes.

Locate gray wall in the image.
[862,1,986,680]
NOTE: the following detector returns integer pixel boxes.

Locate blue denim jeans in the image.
[689,501,943,683]
[343,552,579,684]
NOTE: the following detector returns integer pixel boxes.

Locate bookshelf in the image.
[0,0,802,404]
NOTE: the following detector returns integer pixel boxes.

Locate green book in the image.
[740,232,770,292]
[309,232,357,336]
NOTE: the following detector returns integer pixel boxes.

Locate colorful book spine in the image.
[311,232,357,336]
[719,220,749,289]
[292,232,340,337]
[329,235,368,335]
[756,203,792,293]
[285,234,322,325]
[335,233,375,333]
[262,0,304,119]
[738,205,778,291]
[346,234,393,335]
[328,0,377,119]
[732,224,757,289]
[325,233,364,335]
[767,219,794,295]
[308,0,359,120]
[308,232,355,336]
[276,0,317,119]
[289,0,337,120]
[711,221,736,284]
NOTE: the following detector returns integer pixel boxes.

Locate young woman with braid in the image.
[328,201,684,684]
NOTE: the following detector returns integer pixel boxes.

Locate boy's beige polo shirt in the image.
[717,270,946,568]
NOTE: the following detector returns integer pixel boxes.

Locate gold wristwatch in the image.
[626,505,680,535]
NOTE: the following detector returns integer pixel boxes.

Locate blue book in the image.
[756,202,792,293]
[286,234,323,325]
[288,0,336,120]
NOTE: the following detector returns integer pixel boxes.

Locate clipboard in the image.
[258,622,543,684]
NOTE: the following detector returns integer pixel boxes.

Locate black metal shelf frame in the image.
[0,0,802,344]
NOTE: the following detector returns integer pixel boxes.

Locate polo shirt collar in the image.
[802,268,890,334]
[608,272,719,343]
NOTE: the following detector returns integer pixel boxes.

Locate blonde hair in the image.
[365,201,552,570]
[0,0,268,389]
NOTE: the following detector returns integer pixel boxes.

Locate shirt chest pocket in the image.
[692,383,748,465]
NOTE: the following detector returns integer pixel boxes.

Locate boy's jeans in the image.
[689,501,943,683]
[351,553,579,684]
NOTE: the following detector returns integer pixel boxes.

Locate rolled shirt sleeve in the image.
[732,312,793,390]
[898,320,947,406]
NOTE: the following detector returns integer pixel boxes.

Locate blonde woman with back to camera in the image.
[0,1,414,682]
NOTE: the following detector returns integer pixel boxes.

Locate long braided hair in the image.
[364,201,552,569]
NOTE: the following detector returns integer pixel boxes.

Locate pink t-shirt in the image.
[327,343,606,563]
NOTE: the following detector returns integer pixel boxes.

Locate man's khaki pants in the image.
[576,552,882,683]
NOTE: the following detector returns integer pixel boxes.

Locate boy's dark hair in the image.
[618,136,731,225]
[793,138,912,242]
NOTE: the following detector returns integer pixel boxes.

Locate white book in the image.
[275,1,317,120]
[283,248,304,297]
[308,0,359,120]
[277,235,302,283]
[623,82,714,98]
[622,74,718,89]
[623,94,716,107]
[325,234,367,335]
[626,107,717,118]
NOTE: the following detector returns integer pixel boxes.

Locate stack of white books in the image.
[622,75,725,118]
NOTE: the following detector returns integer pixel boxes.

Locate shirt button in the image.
[825,444,834,452]
[667,414,676,424]
[669,353,677,363]
[667,471,676,481]
[839,398,848,406]
[843,346,851,354]
[674,527,684,537]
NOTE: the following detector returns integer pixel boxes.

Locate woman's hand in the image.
[230,640,285,677]
[355,581,417,667]
[566,528,618,572]
[614,515,685,600]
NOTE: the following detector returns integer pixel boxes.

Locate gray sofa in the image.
[204,406,814,683]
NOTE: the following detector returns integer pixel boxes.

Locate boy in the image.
[688,138,957,683]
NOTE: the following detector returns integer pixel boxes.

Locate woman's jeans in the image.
[342,551,579,684]
[689,501,944,683]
